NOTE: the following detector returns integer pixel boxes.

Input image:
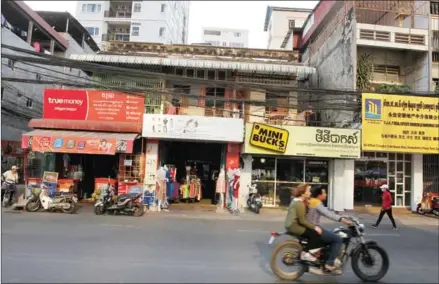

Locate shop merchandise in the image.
[156,166,167,211]
[231,170,240,212]
[216,168,226,210]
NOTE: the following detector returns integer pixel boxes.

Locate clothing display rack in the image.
[180,175,202,202]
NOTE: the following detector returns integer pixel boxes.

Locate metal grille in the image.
[423,155,439,194]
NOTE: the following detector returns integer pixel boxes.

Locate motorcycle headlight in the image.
[358,224,365,233]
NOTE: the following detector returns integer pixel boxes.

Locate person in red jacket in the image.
[372,184,398,230]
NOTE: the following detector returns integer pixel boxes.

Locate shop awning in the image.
[22,129,139,155]
[28,119,142,133]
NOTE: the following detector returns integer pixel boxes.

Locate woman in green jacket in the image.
[284,183,324,262]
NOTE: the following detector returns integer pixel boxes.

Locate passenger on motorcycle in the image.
[1,165,19,201]
[284,183,324,263]
[307,186,353,273]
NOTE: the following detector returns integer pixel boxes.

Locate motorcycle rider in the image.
[1,165,19,202]
[307,186,353,274]
[284,183,325,263]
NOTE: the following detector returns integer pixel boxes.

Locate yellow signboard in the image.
[244,123,360,158]
[249,123,289,153]
[362,93,439,154]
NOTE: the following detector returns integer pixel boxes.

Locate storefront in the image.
[142,114,244,209]
[360,93,439,211]
[1,140,25,183]
[240,122,361,210]
[21,89,145,199]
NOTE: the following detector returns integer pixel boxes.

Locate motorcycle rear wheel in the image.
[62,199,76,214]
[25,200,41,212]
[416,205,426,215]
[270,240,306,281]
[132,204,144,217]
[94,205,105,215]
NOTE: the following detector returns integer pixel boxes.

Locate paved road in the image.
[2,209,438,283]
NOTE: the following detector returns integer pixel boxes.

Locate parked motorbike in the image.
[246,183,262,214]
[269,216,389,282]
[94,185,144,217]
[1,180,17,208]
[25,185,77,214]
[417,193,439,216]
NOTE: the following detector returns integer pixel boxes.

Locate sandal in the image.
[325,265,343,275]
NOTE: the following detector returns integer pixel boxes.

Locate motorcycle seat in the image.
[117,193,138,201]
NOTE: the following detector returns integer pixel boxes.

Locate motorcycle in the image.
[25,185,77,214]
[1,180,17,208]
[94,185,144,217]
[246,183,262,214]
[269,216,389,282]
[416,192,439,216]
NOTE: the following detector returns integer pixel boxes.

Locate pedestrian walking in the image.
[372,184,399,230]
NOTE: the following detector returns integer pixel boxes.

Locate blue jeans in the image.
[321,228,343,266]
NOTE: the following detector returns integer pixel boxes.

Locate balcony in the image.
[104,10,131,24]
[102,33,130,42]
[356,23,428,52]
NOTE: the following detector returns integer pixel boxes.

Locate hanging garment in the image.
[216,174,226,193]
[232,178,240,199]
[156,180,166,201]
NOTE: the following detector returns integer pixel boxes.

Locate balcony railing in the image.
[432,2,439,16]
[104,10,132,18]
[102,33,130,42]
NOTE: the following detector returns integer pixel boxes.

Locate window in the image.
[134,3,141,12]
[205,40,220,46]
[431,1,439,15]
[218,71,226,81]
[86,27,99,36]
[26,98,33,108]
[186,69,194,78]
[222,42,227,47]
[433,52,439,63]
[229,42,244,48]
[196,70,205,79]
[85,4,101,13]
[132,26,139,36]
[161,4,166,12]
[1,87,4,100]
[159,27,165,37]
[234,32,241,37]
[205,87,225,109]
[204,30,221,36]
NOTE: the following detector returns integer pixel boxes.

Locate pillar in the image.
[26,21,34,45]
[328,159,355,212]
[49,39,55,54]
[240,155,252,208]
[411,154,423,212]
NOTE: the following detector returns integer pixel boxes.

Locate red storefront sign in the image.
[31,136,117,155]
[43,89,144,123]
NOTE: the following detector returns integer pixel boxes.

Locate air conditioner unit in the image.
[288,20,295,29]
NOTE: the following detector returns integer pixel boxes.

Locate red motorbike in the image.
[416,192,439,216]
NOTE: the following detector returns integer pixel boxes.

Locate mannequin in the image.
[216,168,226,211]
[231,170,240,213]
[156,166,167,212]
[163,165,170,209]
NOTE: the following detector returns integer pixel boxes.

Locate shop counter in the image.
[118,181,141,195]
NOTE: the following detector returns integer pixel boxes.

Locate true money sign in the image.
[249,123,289,153]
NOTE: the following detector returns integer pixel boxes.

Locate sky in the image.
[24,1,318,49]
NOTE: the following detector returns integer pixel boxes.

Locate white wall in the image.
[411,154,423,212]
[328,159,355,211]
[202,27,249,48]
[267,10,310,50]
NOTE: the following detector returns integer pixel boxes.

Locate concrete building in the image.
[432,1,439,91]
[1,1,98,176]
[201,27,249,48]
[297,1,438,212]
[75,1,190,49]
[263,6,312,50]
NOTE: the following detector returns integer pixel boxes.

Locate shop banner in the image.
[243,123,360,158]
[31,136,117,155]
[142,114,244,142]
[43,89,144,123]
[362,93,439,154]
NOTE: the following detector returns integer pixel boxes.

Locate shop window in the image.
[305,160,328,183]
[276,159,304,207]
[354,160,387,206]
[118,154,144,183]
[404,162,411,176]
[251,157,276,206]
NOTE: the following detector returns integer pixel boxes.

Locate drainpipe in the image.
[26,21,33,45]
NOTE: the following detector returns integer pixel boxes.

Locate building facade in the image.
[1,1,98,177]
[263,6,312,50]
[202,27,249,48]
[75,1,190,48]
[296,0,439,211]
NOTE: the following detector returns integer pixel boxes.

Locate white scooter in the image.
[26,185,77,214]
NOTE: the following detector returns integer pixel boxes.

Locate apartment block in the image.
[201,27,249,48]
[75,1,190,48]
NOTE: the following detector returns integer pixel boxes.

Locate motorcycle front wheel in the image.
[132,204,144,217]
[270,240,306,281]
[2,192,11,207]
[416,205,426,215]
[351,244,389,282]
[62,199,76,214]
[94,205,105,215]
[25,200,41,212]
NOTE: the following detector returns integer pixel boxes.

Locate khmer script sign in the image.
[142,115,244,143]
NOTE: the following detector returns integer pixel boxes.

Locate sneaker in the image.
[393,227,399,231]
[300,251,317,262]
